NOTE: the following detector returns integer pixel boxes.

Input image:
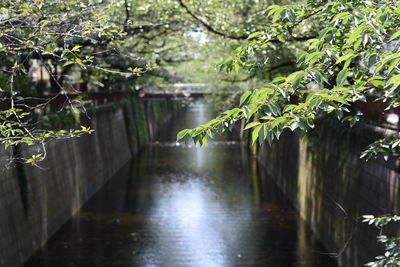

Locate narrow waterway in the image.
[25,104,337,267]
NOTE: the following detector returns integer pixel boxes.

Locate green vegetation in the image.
[178,0,400,157]
[176,0,400,265]
[0,0,281,164]
[363,215,400,266]
[1,0,399,264]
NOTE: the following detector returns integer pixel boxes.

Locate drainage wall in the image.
[0,94,181,267]
[257,121,399,267]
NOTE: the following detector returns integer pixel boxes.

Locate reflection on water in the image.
[144,178,235,266]
[24,103,337,267]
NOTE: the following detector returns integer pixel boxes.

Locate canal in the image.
[24,104,337,267]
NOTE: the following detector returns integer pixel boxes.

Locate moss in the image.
[134,95,149,146]
[122,93,152,154]
[39,109,80,130]
[122,97,139,154]
[152,101,161,125]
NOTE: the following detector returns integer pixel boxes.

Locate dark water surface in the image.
[25,104,337,267]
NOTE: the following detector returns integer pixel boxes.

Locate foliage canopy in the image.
[178,0,400,162]
[0,0,191,164]
[0,0,291,164]
[1,0,399,264]
[177,1,400,264]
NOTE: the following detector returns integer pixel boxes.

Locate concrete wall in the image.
[257,121,400,267]
[0,95,180,267]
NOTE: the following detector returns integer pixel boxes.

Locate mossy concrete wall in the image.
[0,94,180,267]
[257,124,399,267]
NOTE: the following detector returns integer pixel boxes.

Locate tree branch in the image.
[221,61,296,82]
[178,0,249,40]
[124,0,130,30]
[178,0,317,42]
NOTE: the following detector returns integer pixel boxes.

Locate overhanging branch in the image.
[178,0,317,43]
[178,0,249,40]
[222,61,296,83]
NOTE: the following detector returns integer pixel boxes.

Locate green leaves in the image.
[306,51,325,67]
[285,71,305,88]
[239,91,252,106]
[175,0,400,170]
[26,154,45,165]
[335,52,355,64]
[267,5,287,22]
[363,215,400,267]
[362,215,400,227]
[174,3,400,267]
[346,25,368,46]
[249,123,275,145]
[387,57,400,75]
[331,11,351,23]
[375,54,400,73]
[247,32,262,40]
[389,30,400,41]
[251,124,263,144]
[336,68,350,86]
[0,0,178,165]
[177,129,189,141]
[361,138,400,161]
[386,74,400,96]
[244,122,261,130]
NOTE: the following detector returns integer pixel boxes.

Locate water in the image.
[24,104,337,267]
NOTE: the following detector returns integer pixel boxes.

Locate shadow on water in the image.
[24,103,337,267]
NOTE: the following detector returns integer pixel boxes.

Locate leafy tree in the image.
[0,0,194,165]
[166,0,303,111]
[0,0,302,167]
[178,0,400,158]
[177,0,400,264]
[0,0,115,164]
[363,215,400,266]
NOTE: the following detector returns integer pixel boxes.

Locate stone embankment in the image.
[0,94,181,267]
[257,121,399,267]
